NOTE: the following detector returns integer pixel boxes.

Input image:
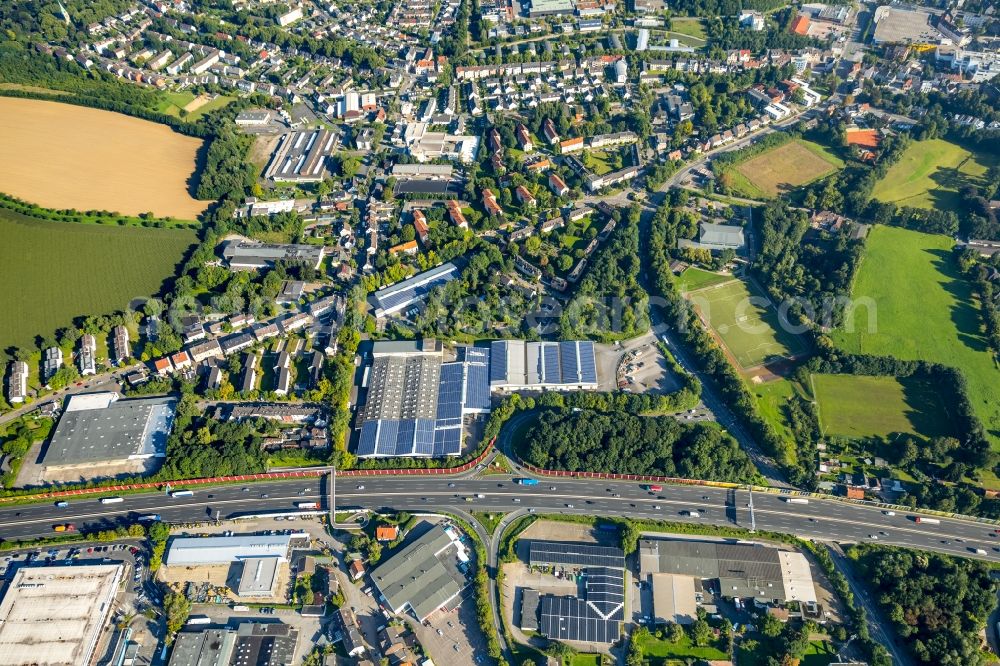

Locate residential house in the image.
[412,210,430,244]
[389,240,419,256]
[43,347,64,383]
[376,525,399,542]
[6,361,28,404]
[153,357,173,376]
[112,325,130,363]
[79,334,97,376]
[482,189,503,217]
[446,200,468,229]
[516,185,537,207]
[549,173,569,196]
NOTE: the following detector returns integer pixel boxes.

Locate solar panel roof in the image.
[539,596,621,644]
[528,541,625,569]
[465,362,491,411]
[579,341,597,383]
[489,341,508,383]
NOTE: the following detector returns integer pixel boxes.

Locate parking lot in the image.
[410,592,490,666]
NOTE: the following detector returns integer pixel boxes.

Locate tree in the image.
[339,156,361,179]
[164,592,191,637]
[690,617,712,647]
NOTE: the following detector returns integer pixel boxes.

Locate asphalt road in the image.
[4,476,999,564]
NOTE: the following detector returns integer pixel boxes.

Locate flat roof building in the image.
[371,262,460,317]
[264,129,337,182]
[237,557,282,598]
[638,539,817,604]
[526,541,626,644]
[0,564,124,666]
[871,6,940,45]
[370,523,470,621]
[165,533,302,567]
[223,241,325,271]
[169,623,297,666]
[41,393,176,472]
[489,340,598,391]
[356,345,491,457]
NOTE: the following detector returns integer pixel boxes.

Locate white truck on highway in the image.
[913,516,940,525]
[783,497,809,504]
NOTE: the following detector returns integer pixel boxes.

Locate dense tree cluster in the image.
[157,393,268,480]
[560,206,649,341]
[849,545,997,666]
[668,0,787,16]
[523,408,757,482]
[0,0,135,43]
[753,201,864,329]
[704,11,816,53]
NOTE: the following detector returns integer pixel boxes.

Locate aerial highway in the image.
[2,474,998,563]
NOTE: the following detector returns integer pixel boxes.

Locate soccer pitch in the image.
[688,279,807,370]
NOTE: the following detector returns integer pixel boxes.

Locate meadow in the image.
[831,225,1000,449]
[687,278,807,370]
[677,267,734,293]
[732,139,844,198]
[812,373,951,440]
[871,138,997,212]
[0,97,208,220]
[0,208,197,354]
[155,91,235,120]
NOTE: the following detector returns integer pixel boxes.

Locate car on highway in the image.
[356,485,365,490]
[882,510,895,516]
[448,483,456,487]
[565,503,574,508]
[869,534,878,540]
[512,498,521,503]
[55,501,68,508]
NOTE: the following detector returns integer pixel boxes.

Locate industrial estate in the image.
[0,0,998,665]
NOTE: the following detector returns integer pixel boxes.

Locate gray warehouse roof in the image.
[166,534,296,566]
[42,394,176,468]
[638,539,816,603]
[370,523,469,620]
[699,222,746,249]
[223,241,325,270]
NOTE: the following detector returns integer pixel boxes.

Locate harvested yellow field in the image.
[0,97,208,220]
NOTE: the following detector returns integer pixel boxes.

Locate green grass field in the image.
[634,632,728,663]
[832,225,1000,449]
[802,640,838,666]
[731,139,844,198]
[872,138,998,212]
[669,17,708,41]
[812,373,952,440]
[688,278,807,369]
[752,377,800,443]
[155,91,236,120]
[677,267,734,293]
[0,208,196,354]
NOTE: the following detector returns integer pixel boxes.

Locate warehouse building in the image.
[356,345,491,457]
[371,262,460,317]
[165,533,301,566]
[264,129,337,182]
[638,539,817,605]
[370,522,470,621]
[169,623,297,666]
[524,541,626,644]
[222,240,325,271]
[489,340,598,391]
[41,393,175,475]
[0,564,124,666]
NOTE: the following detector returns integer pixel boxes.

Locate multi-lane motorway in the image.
[3,475,999,563]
